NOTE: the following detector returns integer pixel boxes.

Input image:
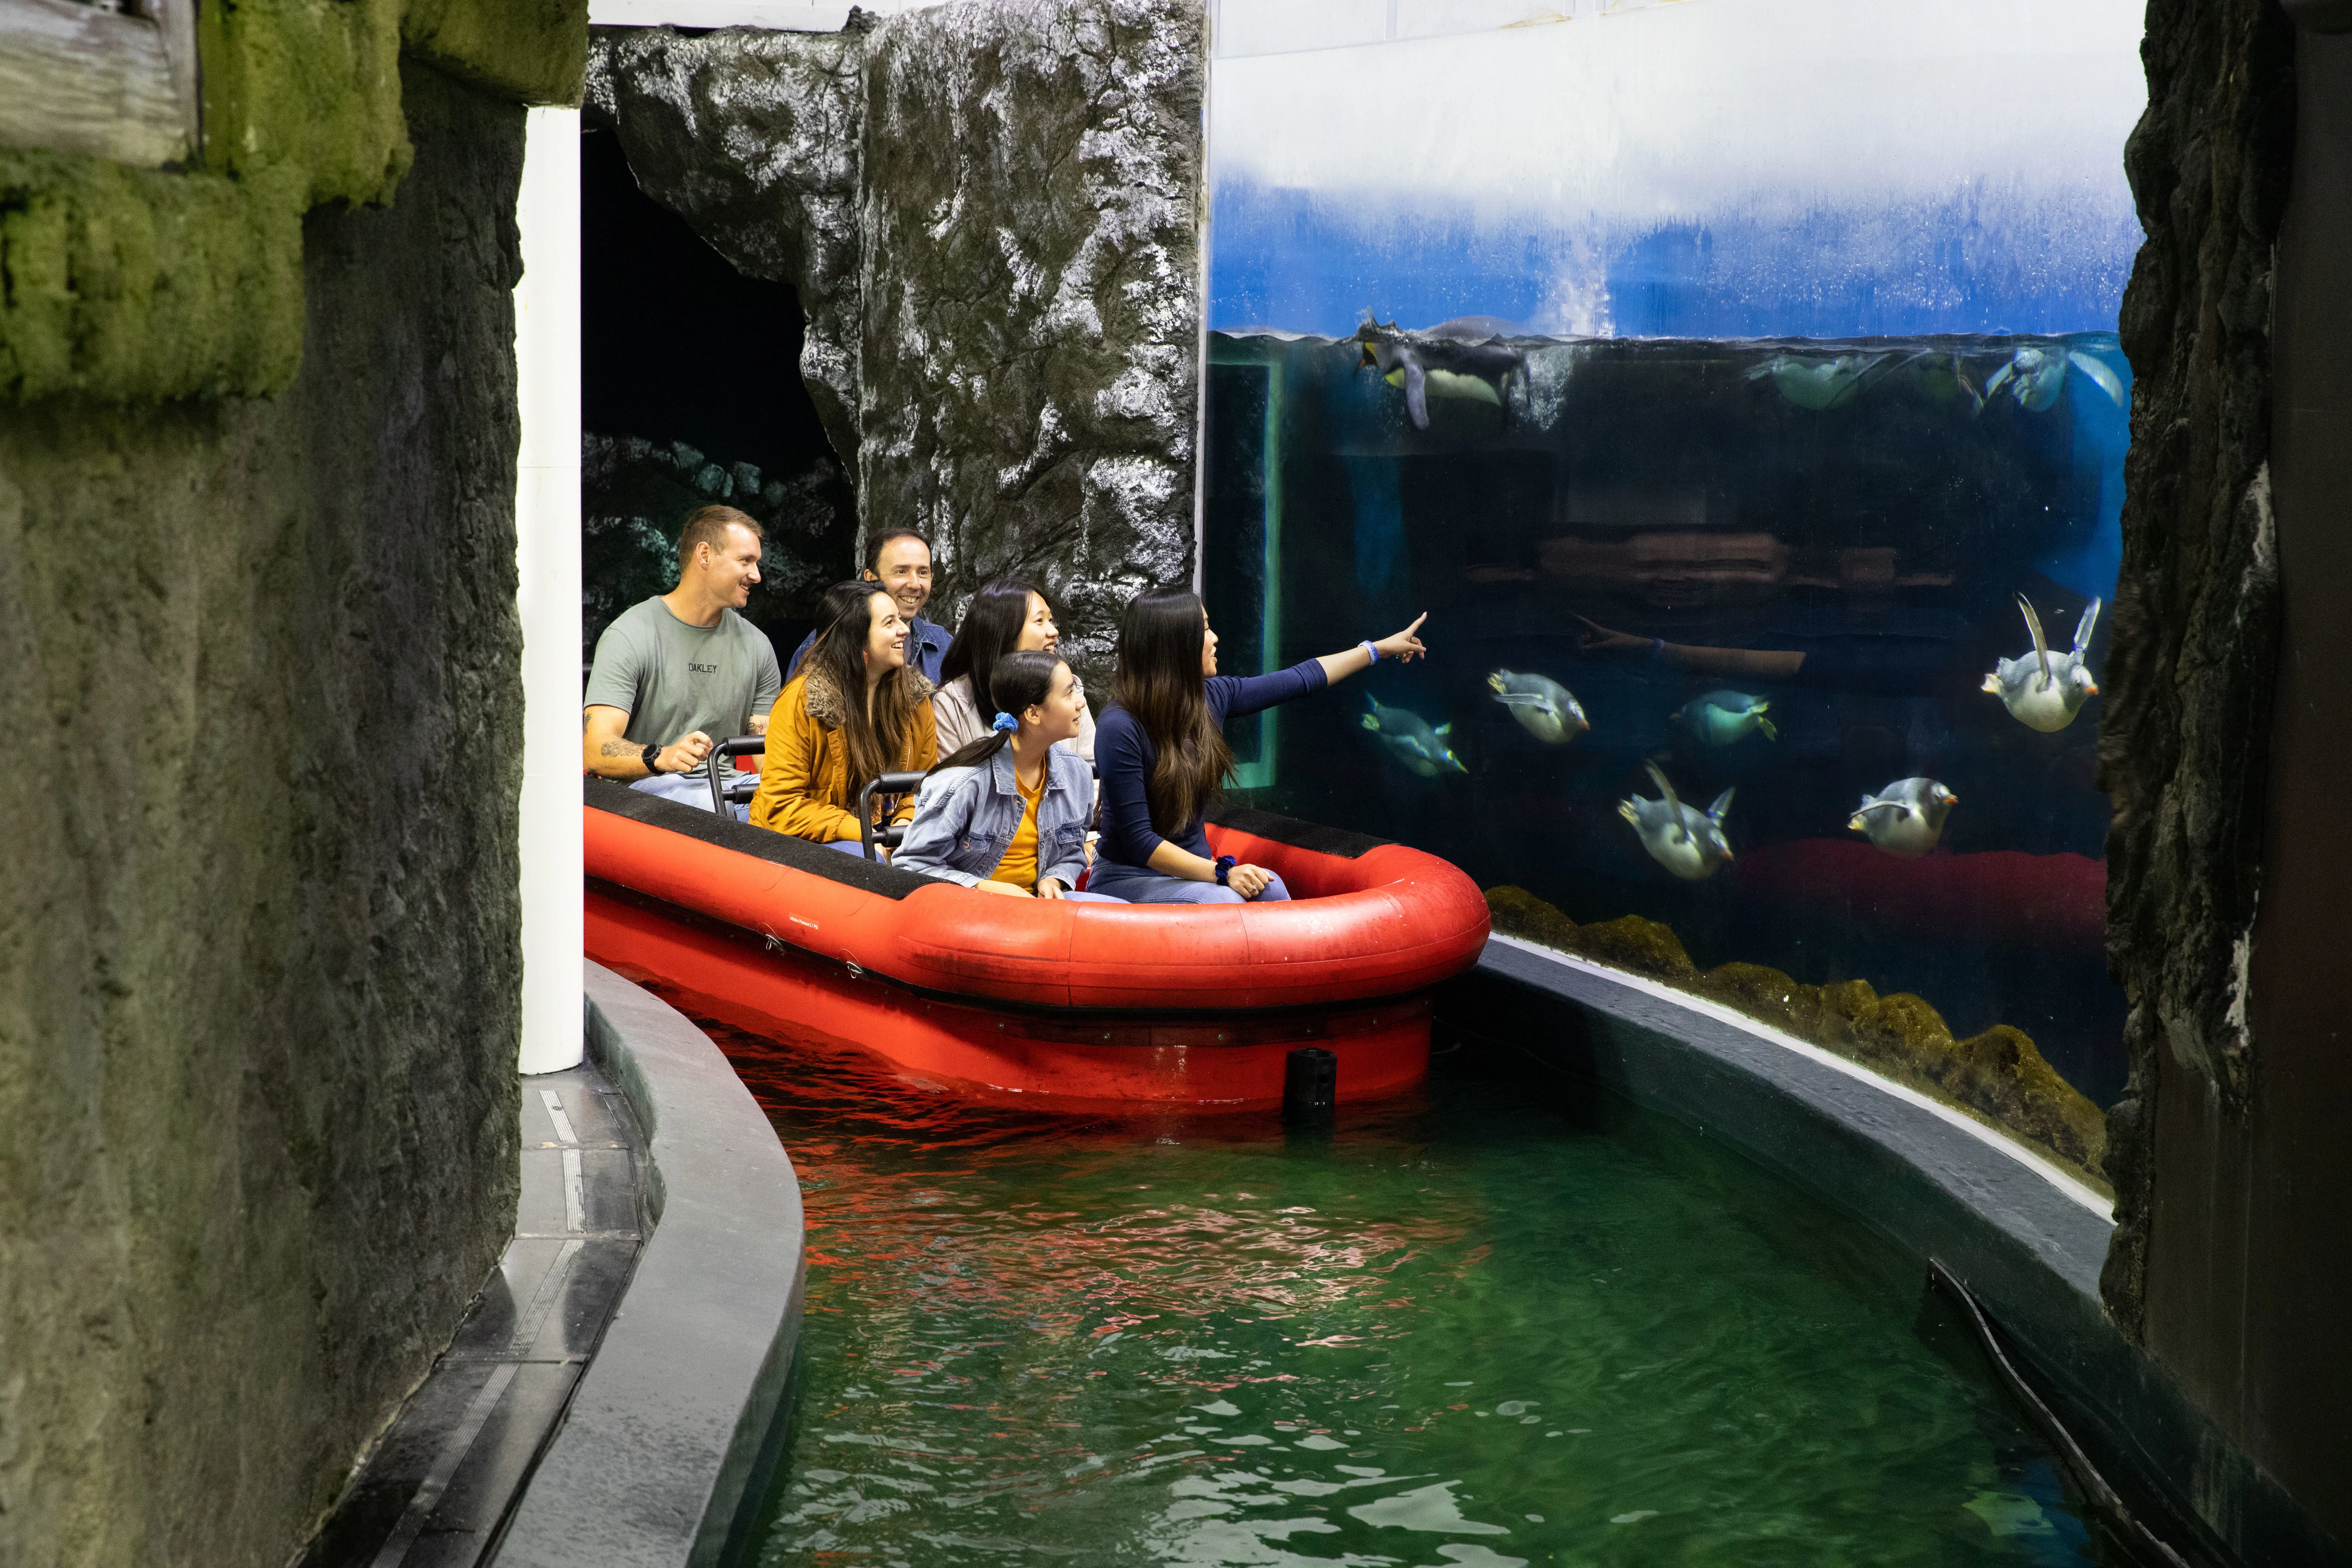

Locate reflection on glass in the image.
[1203,324,2129,1185]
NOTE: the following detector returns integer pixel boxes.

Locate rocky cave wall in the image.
[2101,0,2352,1559]
[587,0,1206,689]
[0,54,551,1568]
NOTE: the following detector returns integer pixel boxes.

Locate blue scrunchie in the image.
[991,711,1018,732]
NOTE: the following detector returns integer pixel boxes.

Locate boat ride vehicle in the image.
[582,776,1490,1113]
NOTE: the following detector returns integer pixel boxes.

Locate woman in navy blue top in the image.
[1090,586,1428,904]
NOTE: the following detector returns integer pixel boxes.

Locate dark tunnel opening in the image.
[580,123,854,662]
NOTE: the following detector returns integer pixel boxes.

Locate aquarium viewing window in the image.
[1198,0,2147,1189]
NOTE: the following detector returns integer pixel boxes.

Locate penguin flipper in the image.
[2073,596,2102,655]
[1643,762,1694,843]
[1403,359,1430,430]
[1952,354,1986,414]
[1707,786,1736,821]
[2067,350,2126,408]
[2017,594,2051,682]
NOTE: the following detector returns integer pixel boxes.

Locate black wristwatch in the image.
[642,742,665,774]
[1214,854,1236,887]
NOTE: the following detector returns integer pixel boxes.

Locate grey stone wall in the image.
[583,25,867,466]
[588,0,1207,691]
[0,62,524,1566]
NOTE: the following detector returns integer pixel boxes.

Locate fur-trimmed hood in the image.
[801,662,934,730]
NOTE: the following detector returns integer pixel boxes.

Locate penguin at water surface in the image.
[1356,318,1525,430]
[1980,346,2126,414]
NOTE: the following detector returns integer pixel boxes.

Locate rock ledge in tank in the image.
[1488,887,2110,1193]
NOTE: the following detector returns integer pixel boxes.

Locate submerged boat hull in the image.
[581,779,1487,1112]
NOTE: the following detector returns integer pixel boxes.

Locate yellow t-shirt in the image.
[989,767,1049,889]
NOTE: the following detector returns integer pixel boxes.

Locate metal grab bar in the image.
[704,735,767,817]
[858,771,929,862]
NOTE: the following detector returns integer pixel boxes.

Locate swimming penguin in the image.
[1619,762,1735,881]
[1487,669,1589,744]
[1848,777,1959,859]
[1362,694,1467,777]
[1980,346,2127,413]
[1671,691,1778,747]
[1983,594,2100,732]
[1744,351,1890,412]
[1356,320,1524,430]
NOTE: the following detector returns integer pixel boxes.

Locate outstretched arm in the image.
[1572,616,1804,681]
[1316,612,1429,684]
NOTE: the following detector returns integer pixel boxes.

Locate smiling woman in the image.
[749,580,940,846]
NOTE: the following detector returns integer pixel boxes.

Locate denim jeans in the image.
[631,770,748,822]
[1083,862,1292,905]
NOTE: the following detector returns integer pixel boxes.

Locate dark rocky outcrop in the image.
[2095,0,2296,1331]
[587,0,1207,692]
[583,27,867,463]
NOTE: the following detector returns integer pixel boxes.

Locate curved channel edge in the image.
[490,962,807,1568]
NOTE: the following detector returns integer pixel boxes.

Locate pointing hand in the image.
[1374,613,1429,664]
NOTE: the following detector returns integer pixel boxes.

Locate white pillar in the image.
[515,106,585,1075]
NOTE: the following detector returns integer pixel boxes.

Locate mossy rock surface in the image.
[3,0,586,406]
[1485,886,2109,1187]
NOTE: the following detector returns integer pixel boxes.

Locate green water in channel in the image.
[704,1015,2096,1567]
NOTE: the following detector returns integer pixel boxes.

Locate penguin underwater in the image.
[1356,317,1525,430]
[1848,777,1958,859]
[1672,690,1778,746]
[1362,694,1467,777]
[1487,669,1588,744]
[1983,594,2100,732]
[1619,762,1735,880]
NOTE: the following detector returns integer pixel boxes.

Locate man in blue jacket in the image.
[786,528,949,683]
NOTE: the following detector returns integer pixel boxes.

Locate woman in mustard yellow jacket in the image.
[750,580,939,849]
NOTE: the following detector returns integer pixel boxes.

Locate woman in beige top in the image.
[934,579,1097,761]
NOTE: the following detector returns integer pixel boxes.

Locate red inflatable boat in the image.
[582,778,1489,1112]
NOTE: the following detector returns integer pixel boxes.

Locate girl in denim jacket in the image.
[894,651,1124,902]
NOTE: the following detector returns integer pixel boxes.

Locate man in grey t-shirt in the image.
[583,506,782,819]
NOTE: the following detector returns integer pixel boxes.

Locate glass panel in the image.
[1200,0,2144,1189]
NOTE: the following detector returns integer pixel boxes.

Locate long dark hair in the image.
[939,578,1043,717]
[806,579,924,797]
[931,650,1066,775]
[1110,586,1232,833]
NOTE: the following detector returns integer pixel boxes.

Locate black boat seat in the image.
[705,736,923,861]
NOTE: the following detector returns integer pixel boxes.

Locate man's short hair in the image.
[867,527,930,570]
[678,505,764,564]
